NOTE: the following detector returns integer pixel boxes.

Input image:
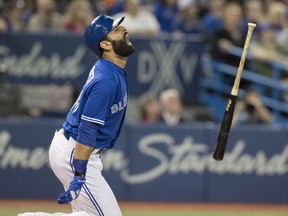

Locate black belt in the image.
[63,130,71,141]
[95,148,104,154]
[61,129,104,154]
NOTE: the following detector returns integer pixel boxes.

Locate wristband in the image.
[73,158,88,177]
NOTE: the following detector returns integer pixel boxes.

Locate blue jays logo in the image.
[111,94,128,114]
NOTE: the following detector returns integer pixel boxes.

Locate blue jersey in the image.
[63,59,128,149]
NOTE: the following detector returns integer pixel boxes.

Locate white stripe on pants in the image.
[48,129,122,216]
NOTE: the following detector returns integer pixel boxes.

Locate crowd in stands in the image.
[232,87,273,125]
[0,0,285,37]
[1,0,288,70]
[138,89,186,126]
[1,0,287,124]
[1,0,288,71]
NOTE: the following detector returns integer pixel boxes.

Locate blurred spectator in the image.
[23,0,36,21]
[27,0,64,32]
[196,0,210,16]
[200,0,225,36]
[241,0,268,37]
[0,64,23,116]
[63,0,94,34]
[280,75,288,118]
[95,0,124,15]
[206,2,248,87]
[173,0,201,35]
[207,2,245,67]
[159,89,184,126]
[138,91,161,123]
[232,87,272,125]
[266,1,286,32]
[6,0,26,32]
[280,75,288,104]
[250,23,288,78]
[276,6,288,50]
[152,0,178,33]
[113,0,160,36]
[0,1,8,32]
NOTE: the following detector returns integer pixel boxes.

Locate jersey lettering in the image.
[111,93,127,114]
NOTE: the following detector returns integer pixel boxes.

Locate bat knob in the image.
[213,152,224,161]
[248,23,257,28]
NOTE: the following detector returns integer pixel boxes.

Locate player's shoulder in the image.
[89,62,118,84]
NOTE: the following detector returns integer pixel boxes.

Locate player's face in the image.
[106,26,134,57]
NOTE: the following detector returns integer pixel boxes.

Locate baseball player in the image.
[18,14,134,216]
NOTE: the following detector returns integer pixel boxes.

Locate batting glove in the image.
[58,176,86,204]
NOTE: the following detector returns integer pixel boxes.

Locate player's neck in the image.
[102,54,127,69]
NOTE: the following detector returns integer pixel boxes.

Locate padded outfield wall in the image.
[0,119,287,203]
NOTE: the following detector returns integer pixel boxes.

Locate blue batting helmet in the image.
[84,15,125,57]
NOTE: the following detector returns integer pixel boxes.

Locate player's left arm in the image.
[58,121,98,204]
[58,80,117,204]
[74,142,94,160]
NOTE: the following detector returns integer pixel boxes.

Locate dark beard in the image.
[111,38,134,57]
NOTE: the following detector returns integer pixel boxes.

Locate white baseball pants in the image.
[18,129,122,216]
[18,212,89,216]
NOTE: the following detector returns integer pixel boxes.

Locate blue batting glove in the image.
[58,176,86,204]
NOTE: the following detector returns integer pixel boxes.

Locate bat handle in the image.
[231,22,257,96]
[248,23,257,29]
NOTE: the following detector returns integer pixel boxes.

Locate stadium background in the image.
[0,0,287,215]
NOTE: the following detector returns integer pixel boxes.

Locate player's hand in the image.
[58,176,86,204]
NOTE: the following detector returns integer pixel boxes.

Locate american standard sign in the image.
[0,121,287,202]
[104,135,288,184]
[0,33,203,102]
[0,43,86,79]
[1,130,287,183]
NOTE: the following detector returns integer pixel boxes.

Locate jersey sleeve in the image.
[81,80,117,125]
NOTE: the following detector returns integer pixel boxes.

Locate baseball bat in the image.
[213,23,256,161]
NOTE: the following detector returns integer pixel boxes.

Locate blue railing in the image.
[200,48,288,124]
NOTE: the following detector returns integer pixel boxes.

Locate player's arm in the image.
[231,100,245,126]
[72,142,93,178]
[74,143,94,160]
[246,92,272,124]
[72,81,116,177]
[58,120,99,204]
[58,81,115,204]
[73,119,99,177]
